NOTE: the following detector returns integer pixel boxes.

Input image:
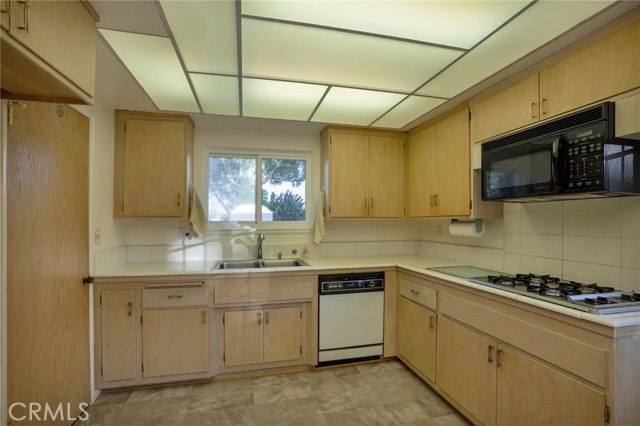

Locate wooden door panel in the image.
[142,309,209,377]
[434,109,470,217]
[263,307,302,364]
[438,316,496,426]
[224,310,263,367]
[368,136,405,218]
[497,346,605,426]
[8,101,90,425]
[397,297,436,382]
[123,119,185,217]
[329,133,369,217]
[101,290,137,382]
[407,126,436,217]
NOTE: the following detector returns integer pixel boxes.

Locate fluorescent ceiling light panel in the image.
[191,74,239,116]
[160,0,238,74]
[100,29,199,112]
[312,87,405,126]
[242,1,529,49]
[242,19,463,93]
[373,96,447,129]
[243,79,327,121]
[416,0,616,98]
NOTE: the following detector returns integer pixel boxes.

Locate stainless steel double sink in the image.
[213,258,310,270]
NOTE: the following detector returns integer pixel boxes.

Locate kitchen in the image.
[2,1,640,426]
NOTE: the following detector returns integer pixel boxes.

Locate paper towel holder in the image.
[450,218,484,233]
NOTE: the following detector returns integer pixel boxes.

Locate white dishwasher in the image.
[318,272,384,365]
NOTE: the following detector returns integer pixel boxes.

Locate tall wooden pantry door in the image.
[7,101,90,425]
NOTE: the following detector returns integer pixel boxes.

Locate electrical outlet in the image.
[436,225,443,238]
[95,229,102,246]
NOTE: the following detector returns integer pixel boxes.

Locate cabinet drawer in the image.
[400,279,437,310]
[143,287,208,308]
[214,276,314,305]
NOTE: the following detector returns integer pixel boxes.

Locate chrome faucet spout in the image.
[256,233,265,259]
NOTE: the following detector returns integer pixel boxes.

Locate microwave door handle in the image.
[551,137,561,190]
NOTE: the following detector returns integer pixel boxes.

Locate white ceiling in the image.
[93,0,635,130]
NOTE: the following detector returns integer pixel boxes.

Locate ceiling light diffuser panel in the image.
[241,1,530,49]
[373,96,447,129]
[242,79,327,121]
[159,0,238,74]
[312,87,405,126]
[190,74,239,116]
[242,18,464,93]
[99,29,199,113]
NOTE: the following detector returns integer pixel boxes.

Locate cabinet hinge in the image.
[604,406,610,423]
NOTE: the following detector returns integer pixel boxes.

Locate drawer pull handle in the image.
[488,345,494,363]
[530,102,537,118]
[410,289,420,295]
[541,98,548,116]
[497,349,503,367]
[1,0,11,32]
[17,0,28,32]
[434,194,439,206]
[168,295,183,299]
[429,315,435,329]
[265,312,270,325]
[201,311,206,324]
[128,302,132,316]
[257,312,262,325]
[430,195,434,207]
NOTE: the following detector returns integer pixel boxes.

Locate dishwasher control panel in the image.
[319,272,384,294]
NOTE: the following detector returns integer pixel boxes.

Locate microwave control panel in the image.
[566,126,605,190]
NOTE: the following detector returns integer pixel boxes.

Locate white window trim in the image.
[206,148,313,231]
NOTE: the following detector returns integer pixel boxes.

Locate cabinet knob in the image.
[410,289,420,295]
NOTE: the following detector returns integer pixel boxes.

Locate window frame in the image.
[206,149,313,230]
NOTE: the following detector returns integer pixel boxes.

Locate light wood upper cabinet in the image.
[471,74,540,144]
[100,290,137,382]
[539,18,640,120]
[142,308,210,378]
[224,306,302,367]
[471,18,640,144]
[321,127,405,219]
[408,108,470,217]
[114,111,194,218]
[1,0,97,104]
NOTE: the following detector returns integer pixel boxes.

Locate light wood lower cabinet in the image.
[224,306,302,367]
[100,290,137,382]
[438,315,605,426]
[397,296,436,382]
[142,308,209,377]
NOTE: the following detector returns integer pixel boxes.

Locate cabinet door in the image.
[368,136,405,218]
[497,346,605,426]
[407,126,436,217]
[142,308,209,377]
[438,316,496,426]
[123,118,186,217]
[540,19,640,120]
[101,290,137,382]
[224,309,264,367]
[434,109,470,217]
[7,0,96,96]
[397,296,436,382]
[329,132,369,217]
[471,74,540,143]
[263,307,302,364]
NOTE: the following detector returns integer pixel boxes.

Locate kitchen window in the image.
[207,153,310,228]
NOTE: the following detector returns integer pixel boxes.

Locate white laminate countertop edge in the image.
[94,255,640,328]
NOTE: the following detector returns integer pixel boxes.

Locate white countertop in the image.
[95,255,640,328]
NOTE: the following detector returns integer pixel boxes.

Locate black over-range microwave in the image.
[482,102,640,202]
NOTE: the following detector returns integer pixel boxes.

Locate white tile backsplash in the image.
[355,242,382,257]
[621,267,640,292]
[563,236,621,266]
[563,210,620,238]
[521,211,563,235]
[563,198,621,211]
[503,212,521,233]
[504,232,521,254]
[521,234,562,259]
[520,255,563,277]
[621,209,640,239]
[621,239,640,268]
[563,261,621,288]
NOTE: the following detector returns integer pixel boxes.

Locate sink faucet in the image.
[256,233,265,259]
